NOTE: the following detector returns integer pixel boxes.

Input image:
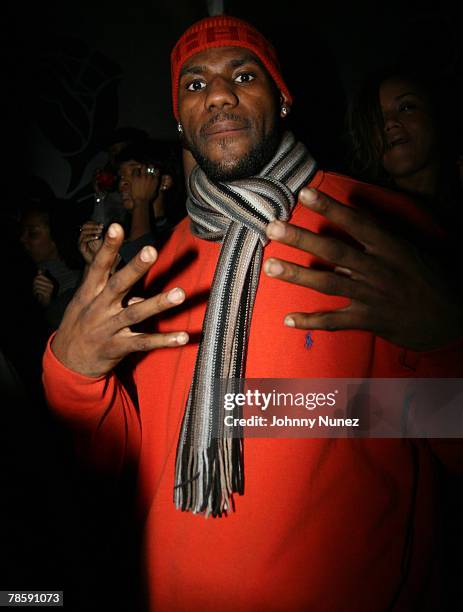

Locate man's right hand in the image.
[52,223,188,377]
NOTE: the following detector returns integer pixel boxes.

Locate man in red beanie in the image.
[43,15,462,611]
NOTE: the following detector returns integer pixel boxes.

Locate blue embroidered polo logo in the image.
[305,331,314,350]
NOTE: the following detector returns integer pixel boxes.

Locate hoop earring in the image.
[281,106,288,117]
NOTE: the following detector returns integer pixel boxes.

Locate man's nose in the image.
[205,76,238,111]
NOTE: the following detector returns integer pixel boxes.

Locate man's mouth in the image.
[206,123,247,137]
[201,114,250,139]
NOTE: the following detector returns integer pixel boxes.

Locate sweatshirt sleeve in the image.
[42,336,141,474]
[404,339,463,473]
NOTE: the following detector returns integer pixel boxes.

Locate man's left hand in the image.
[264,187,463,351]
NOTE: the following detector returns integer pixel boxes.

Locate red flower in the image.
[96,169,116,191]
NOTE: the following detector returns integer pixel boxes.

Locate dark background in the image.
[1,1,462,610]
[3,0,462,207]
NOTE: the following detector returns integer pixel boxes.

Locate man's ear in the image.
[160,174,174,192]
[279,93,291,119]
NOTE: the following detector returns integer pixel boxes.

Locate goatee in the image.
[186,126,281,183]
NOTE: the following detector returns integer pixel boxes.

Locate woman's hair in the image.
[115,138,176,175]
[345,66,460,186]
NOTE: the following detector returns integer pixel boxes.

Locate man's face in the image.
[177,46,282,182]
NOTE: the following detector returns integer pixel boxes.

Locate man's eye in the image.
[234,73,255,84]
[187,80,206,91]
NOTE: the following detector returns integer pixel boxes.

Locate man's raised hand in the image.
[52,223,188,377]
[264,188,462,351]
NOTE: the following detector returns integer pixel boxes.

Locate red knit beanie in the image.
[171,15,292,121]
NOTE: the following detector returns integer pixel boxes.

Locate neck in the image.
[393,161,440,200]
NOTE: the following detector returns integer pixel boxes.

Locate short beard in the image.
[186,126,281,183]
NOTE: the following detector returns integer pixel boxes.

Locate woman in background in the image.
[78,139,185,267]
[20,199,82,330]
[346,68,462,227]
[347,67,463,607]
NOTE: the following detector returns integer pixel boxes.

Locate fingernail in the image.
[174,332,189,345]
[264,258,284,276]
[140,246,156,262]
[300,188,318,205]
[266,220,286,239]
[334,266,352,277]
[284,316,295,327]
[167,287,185,303]
[127,297,144,306]
[107,224,118,238]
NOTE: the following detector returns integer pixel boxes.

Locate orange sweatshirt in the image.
[43,171,462,611]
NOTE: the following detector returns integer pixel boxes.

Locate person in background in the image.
[93,126,150,192]
[346,68,462,228]
[79,139,184,266]
[347,65,463,608]
[20,199,82,330]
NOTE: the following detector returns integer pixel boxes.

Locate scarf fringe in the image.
[175,438,244,518]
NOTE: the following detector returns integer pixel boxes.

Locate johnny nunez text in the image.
[224,415,360,428]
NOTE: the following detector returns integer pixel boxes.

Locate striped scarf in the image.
[174,132,317,517]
